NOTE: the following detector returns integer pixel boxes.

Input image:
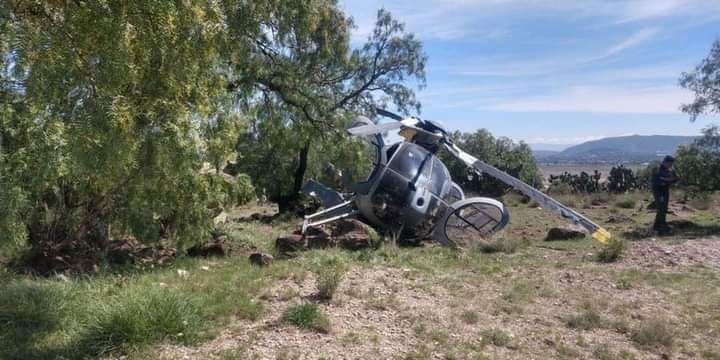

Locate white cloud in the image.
[605,27,660,56]
[341,0,719,42]
[485,85,692,114]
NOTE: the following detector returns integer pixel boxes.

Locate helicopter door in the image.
[434,197,509,248]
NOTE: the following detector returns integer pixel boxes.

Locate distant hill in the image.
[535,135,697,164]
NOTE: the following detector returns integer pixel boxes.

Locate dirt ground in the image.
[148,193,720,360]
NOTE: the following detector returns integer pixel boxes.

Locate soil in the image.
[155,236,720,359]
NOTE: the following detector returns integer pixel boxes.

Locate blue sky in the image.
[339,0,720,148]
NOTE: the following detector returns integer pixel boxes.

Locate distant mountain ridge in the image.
[534,135,697,164]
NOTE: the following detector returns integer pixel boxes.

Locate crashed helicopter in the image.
[301,109,611,248]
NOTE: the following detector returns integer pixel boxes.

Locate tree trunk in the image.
[277,140,311,214]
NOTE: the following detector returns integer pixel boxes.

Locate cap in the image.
[663,155,675,163]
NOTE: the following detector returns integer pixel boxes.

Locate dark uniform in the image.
[652,165,677,230]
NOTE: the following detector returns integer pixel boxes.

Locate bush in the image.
[597,239,624,263]
[632,318,674,349]
[281,303,331,333]
[614,195,637,209]
[480,328,512,347]
[564,304,604,330]
[478,237,526,254]
[315,265,345,301]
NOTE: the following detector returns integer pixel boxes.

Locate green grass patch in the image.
[281,302,331,333]
[0,256,267,359]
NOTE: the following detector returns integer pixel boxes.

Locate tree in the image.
[680,39,720,121]
[674,125,720,192]
[440,129,543,197]
[677,39,720,192]
[227,8,427,212]
[0,1,253,269]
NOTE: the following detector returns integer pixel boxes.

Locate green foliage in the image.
[315,263,346,301]
[607,165,638,193]
[0,1,257,257]
[0,1,426,265]
[82,288,202,355]
[0,256,267,358]
[281,302,331,333]
[230,8,427,211]
[680,39,720,121]
[442,129,543,196]
[674,126,720,193]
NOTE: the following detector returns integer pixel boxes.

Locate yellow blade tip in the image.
[592,227,612,244]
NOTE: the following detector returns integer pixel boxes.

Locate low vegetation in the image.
[280,303,331,333]
[631,318,675,349]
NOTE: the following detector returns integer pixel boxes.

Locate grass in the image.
[315,261,346,301]
[480,328,512,348]
[564,302,605,331]
[280,302,331,333]
[631,317,674,349]
[477,236,527,254]
[0,256,268,359]
[460,309,479,324]
[614,195,637,209]
[3,192,720,359]
[597,238,625,263]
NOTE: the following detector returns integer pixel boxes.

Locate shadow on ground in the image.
[623,220,720,240]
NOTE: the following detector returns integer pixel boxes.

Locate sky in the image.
[339,0,720,149]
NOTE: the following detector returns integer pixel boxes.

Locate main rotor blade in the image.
[375,108,403,121]
[347,121,403,136]
[444,143,612,244]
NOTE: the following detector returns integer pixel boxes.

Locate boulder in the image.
[545,226,586,241]
[249,252,274,266]
[187,235,229,257]
[305,226,333,249]
[275,234,306,254]
[332,219,379,250]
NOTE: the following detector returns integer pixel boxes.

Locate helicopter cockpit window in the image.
[388,144,430,181]
[429,158,448,195]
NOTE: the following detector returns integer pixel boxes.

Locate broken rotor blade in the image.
[375,108,404,121]
[346,121,403,136]
[444,142,612,244]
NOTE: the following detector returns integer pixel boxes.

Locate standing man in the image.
[652,156,679,233]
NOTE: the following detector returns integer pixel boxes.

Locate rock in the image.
[275,234,306,254]
[305,226,333,249]
[545,226,586,241]
[606,214,632,224]
[249,252,274,266]
[187,235,229,257]
[332,219,380,250]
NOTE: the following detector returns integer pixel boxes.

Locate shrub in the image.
[481,328,512,347]
[460,310,479,324]
[632,318,674,349]
[614,195,637,209]
[688,192,713,211]
[564,303,604,330]
[478,237,526,254]
[315,265,345,301]
[281,303,331,333]
[597,239,624,263]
